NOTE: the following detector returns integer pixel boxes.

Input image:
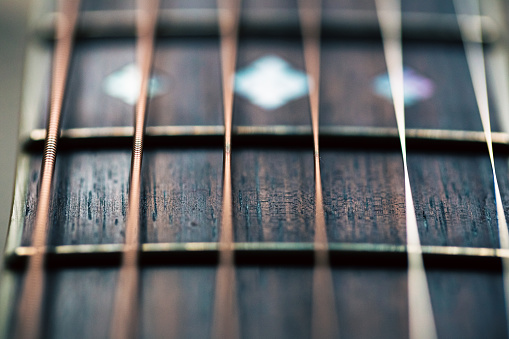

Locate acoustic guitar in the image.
[2,0,509,338]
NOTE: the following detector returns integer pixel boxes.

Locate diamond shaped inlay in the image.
[373,67,434,106]
[235,55,311,110]
[102,63,166,105]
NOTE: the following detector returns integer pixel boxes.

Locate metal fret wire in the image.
[25,125,509,151]
[109,0,158,338]
[374,1,438,339]
[14,1,80,338]
[212,0,241,338]
[453,0,509,336]
[299,0,340,338]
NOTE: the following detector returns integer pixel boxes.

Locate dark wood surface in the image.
[8,267,506,339]
[9,0,509,338]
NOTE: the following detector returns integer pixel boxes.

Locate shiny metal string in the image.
[212,0,241,338]
[109,0,159,338]
[453,0,509,337]
[375,1,438,338]
[299,0,340,337]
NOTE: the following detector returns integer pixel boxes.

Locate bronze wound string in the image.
[14,1,80,338]
[109,0,159,338]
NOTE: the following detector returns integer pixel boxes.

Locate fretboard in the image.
[4,0,509,338]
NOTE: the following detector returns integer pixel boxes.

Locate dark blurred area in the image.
[0,0,29,254]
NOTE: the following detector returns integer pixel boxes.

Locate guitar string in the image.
[14,1,80,338]
[298,0,340,338]
[374,1,438,339]
[212,0,241,338]
[109,0,159,338]
[453,0,509,336]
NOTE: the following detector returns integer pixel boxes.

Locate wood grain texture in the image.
[232,150,316,242]
[50,38,222,129]
[11,1,509,338]
[320,41,501,131]
[22,152,130,246]
[141,150,223,243]
[60,40,136,129]
[20,150,507,248]
[147,38,223,127]
[404,43,501,132]
[320,150,407,245]
[408,152,499,248]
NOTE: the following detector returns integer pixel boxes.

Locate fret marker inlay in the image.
[235,55,311,110]
[102,63,167,105]
[373,67,434,106]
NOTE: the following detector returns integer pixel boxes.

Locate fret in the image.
[35,9,500,42]
[24,125,509,153]
[6,242,509,270]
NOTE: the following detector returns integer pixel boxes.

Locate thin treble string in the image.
[298,0,339,338]
[15,1,80,338]
[109,0,159,338]
[374,1,438,339]
[453,0,509,336]
[212,0,241,338]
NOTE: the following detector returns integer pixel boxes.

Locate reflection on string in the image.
[453,0,509,337]
[212,0,241,338]
[299,0,340,338]
[375,0,438,338]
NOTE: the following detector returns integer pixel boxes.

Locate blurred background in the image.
[0,0,29,257]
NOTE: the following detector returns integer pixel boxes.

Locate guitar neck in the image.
[3,0,509,338]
